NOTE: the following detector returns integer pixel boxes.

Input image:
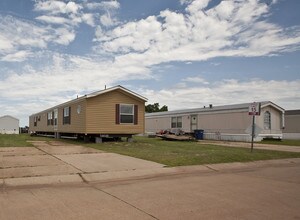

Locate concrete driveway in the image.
[0,141,165,185]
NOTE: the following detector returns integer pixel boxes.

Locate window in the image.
[171,117,182,128]
[77,105,81,114]
[264,111,271,130]
[53,109,58,126]
[63,106,71,124]
[34,116,37,126]
[116,104,138,124]
[47,112,53,126]
[120,104,134,123]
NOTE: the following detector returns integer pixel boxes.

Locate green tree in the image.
[145,103,168,113]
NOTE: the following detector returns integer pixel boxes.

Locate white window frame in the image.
[171,116,182,128]
[264,111,271,130]
[64,107,69,117]
[48,112,53,120]
[120,104,134,124]
[47,112,53,126]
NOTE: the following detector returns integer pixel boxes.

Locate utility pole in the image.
[251,115,255,152]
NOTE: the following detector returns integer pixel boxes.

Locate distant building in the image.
[283,110,300,140]
[0,115,20,134]
[145,101,284,142]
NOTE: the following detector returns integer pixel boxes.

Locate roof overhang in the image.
[0,115,19,121]
[261,101,285,113]
[86,85,148,102]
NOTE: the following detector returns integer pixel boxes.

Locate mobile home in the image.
[283,110,300,140]
[145,101,284,142]
[0,115,19,134]
[29,86,147,141]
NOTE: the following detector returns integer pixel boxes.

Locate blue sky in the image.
[0,0,300,126]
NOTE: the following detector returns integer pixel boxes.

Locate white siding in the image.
[145,117,171,133]
[145,103,284,142]
[0,116,19,134]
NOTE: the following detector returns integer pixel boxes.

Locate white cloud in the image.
[94,0,300,67]
[0,35,13,51]
[36,15,70,25]
[86,1,120,10]
[53,28,75,45]
[142,79,300,111]
[0,14,80,61]
[1,50,32,62]
[34,1,82,15]
[183,76,209,84]
[82,13,95,26]
[180,0,193,5]
[100,13,117,27]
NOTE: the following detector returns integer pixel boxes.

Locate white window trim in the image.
[264,111,271,130]
[64,107,69,117]
[48,112,53,120]
[171,116,182,128]
[120,104,134,124]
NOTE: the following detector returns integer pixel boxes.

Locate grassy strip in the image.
[0,134,52,147]
[260,139,300,146]
[81,137,300,167]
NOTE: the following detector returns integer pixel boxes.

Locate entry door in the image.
[54,109,58,131]
[190,115,198,131]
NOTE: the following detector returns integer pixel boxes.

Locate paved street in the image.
[0,141,300,219]
[1,162,299,220]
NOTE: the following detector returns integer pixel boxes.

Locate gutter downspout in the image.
[282,111,285,130]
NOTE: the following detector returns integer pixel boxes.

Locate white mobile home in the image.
[145,101,284,142]
[283,110,300,140]
[0,115,19,134]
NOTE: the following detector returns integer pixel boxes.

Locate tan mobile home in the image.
[145,101,284,142]
[29,86,147,141]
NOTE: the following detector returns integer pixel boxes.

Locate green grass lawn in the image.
[0,134,52,147]
[1,134,300,167]
[260,139,300,146]
[80,136,300,167]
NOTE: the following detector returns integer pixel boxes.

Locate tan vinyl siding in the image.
[86,90,145,134]
[29,112,50,132]
[58,99,87,133]
[29,99,86,133]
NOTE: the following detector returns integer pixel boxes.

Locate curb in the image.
[4,174,83,187]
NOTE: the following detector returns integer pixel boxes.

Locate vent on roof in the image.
[209,104,213,108]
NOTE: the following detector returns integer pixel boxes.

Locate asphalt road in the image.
[1,162,299,220]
